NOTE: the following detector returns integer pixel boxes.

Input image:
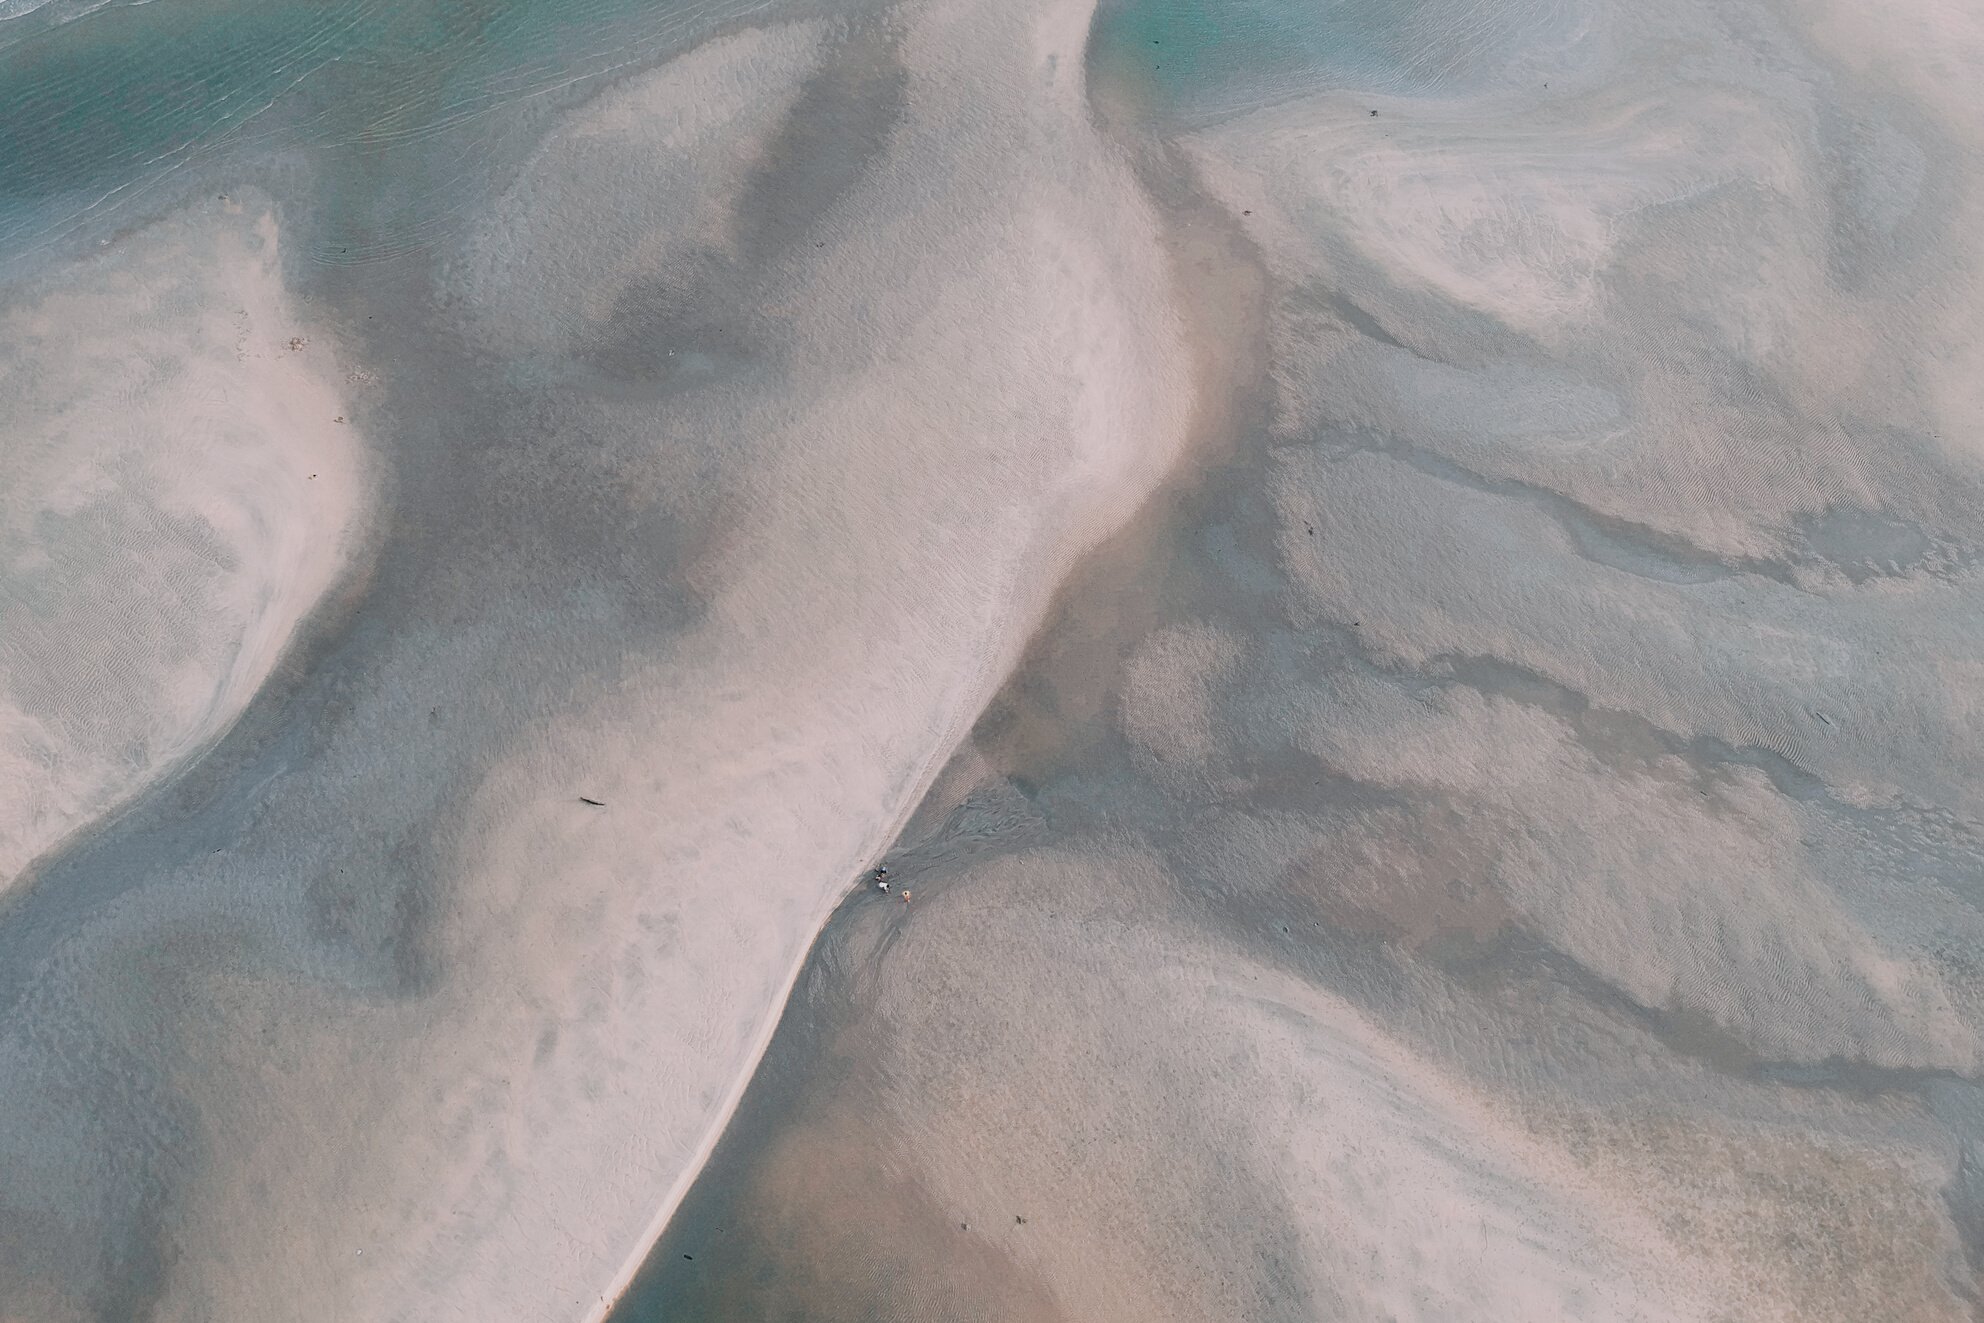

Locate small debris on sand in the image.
[578,796,605,807]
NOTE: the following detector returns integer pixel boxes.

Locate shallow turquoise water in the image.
[0,0,1563,262]
[0,0,780,262]
[1089,0,1572,122]
[1092,0,1405,101]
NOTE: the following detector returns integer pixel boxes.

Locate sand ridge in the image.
[0,200,370,895]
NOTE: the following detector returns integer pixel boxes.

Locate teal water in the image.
[1088,0,1579,122]
[0,0,1579,272]
[0,0,791,265]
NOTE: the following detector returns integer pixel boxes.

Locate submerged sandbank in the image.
[0,0,1196,1316]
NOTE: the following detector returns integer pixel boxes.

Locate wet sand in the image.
[1,0,1196,1316]
[0,202,371,893]
[4,0,1984,1317]
[613,0,1984,1319]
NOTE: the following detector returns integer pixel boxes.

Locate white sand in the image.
[609,0,1984,1318]
[851,849,1726,1323]
[9,0,1984,1315]
[132,2,1195,1318]
[0,201,369,892]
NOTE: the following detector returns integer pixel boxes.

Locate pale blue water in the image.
[0,0,790,266]
[0,0,1568,267]
[1089,0,1578,122]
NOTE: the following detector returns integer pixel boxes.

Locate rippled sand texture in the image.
[4,0,1984,1318]
[0,0,1193,1317]
[0,204,369,894]
[617,0,1984,1320]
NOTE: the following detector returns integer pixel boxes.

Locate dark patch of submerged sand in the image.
[607,4,1984,1317]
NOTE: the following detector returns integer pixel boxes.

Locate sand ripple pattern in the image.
[3,0,1984,1318]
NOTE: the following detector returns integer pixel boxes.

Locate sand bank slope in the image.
[190,8,1188,1316]
[602,0,1984,1316]
[0,3,1194,1319]
[0,202,368,893]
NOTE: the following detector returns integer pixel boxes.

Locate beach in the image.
[3,0,1984,1316]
